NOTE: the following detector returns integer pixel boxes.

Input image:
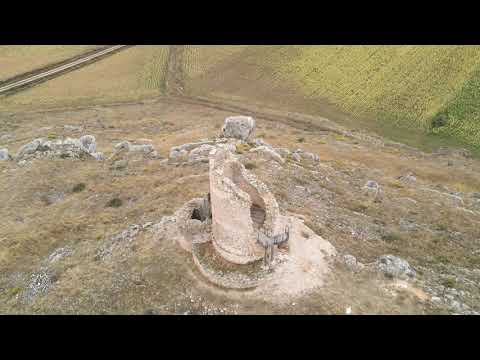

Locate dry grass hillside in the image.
[1,46,480,314]
[1,98,480,314]
[3,45,480,153]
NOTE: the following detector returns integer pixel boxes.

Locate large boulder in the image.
[375,255,416,279]
[79,135,97,153]
[221,116,255,141]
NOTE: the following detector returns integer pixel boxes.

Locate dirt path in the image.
[164,46,186,95]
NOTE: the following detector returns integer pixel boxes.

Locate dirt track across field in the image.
[0,46,130,96]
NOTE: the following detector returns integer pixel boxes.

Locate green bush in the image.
[106,198,123,208]
[72,183,86,193]
[431,114,448,129]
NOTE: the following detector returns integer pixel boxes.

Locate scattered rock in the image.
[276,148,291,157]
[292,149,319,162]
[363,180,382,200]
[16,138,44,160]
[0,148,11,161]
[169,148,188,161]
[343,254,365,273]
[364,180,379,191]
[343,254,365,272]
[21,268,55,304]
[398,173,417,183]
[41,191,65,206]
[95,224,142,261]
[15,136,103,161]
[376,255,416,279]
[302,152,320,162]
[47,247,73,264]
[254,138,269,147]
[114,141,157,157]
[0,134,14,143]
[111,159,128,170]
[250,146,285,164]
[188,144,216,163]
[169,141,216,162]
[91,152,105,161]
[221,116,256,141]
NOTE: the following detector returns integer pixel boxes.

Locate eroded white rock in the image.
[222,116,256,141]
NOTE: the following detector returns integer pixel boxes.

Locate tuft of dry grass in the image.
[235,143,251,154]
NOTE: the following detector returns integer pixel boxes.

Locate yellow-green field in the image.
[274,46,480,139]
[183,45,248,79]
[183,45,480,150]
[0,45,101,81]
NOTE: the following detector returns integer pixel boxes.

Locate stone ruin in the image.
[166,115,336,290]
[209,148,283,265]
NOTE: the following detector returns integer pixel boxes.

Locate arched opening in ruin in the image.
[191,208,205,221]
[224,161,267,229]
[190,194,211,222]
[250,203,266,229]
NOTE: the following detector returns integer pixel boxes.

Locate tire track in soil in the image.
[164,46,186,96]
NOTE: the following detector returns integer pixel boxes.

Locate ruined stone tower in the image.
[209,148,280,264]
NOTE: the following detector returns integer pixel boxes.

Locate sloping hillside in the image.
[183,45,480,150]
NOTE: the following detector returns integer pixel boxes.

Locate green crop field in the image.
[181,45,480,151]
[273,46,480,147]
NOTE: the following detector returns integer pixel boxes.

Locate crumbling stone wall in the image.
[209,149,279,264]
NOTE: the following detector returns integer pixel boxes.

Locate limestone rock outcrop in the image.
[221,116,256,141]
[249,146,285,164]
[15,135,104,161]
[114,141,158,157]
[376,255,416,279]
